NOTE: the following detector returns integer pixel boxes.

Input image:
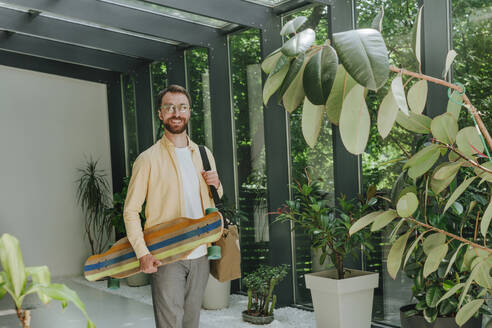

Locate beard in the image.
[164,117,188,134]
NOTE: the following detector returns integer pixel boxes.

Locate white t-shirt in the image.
[174,146,207,259]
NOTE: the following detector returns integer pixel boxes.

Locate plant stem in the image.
[406,217,492,254]
[389,65,492,152]
[16,308,31,328]
[433,140,492,174]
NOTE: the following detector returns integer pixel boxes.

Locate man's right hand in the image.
[139,253,162,273]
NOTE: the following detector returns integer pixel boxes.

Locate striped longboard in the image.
[84,212,223,281]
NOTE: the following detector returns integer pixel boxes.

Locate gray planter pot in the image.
[126,272,150,287]
[242,310,274,325]
[400,305,482,328]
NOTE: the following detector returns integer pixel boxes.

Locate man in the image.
[123,84,222,328]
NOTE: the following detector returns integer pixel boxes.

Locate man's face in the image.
[158,92,191,135]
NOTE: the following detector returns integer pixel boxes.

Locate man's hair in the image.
[157,85,192,110]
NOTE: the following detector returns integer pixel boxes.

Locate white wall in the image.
[0,65,113,277]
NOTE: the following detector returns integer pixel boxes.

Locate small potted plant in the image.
[242,264,288,325]
[274,176,379,328]
[0,234,95,328]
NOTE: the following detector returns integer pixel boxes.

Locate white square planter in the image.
[305,269,378,328]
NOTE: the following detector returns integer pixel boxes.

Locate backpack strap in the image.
[198,145,221,206]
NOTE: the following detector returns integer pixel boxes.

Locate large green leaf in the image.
[396,192,418,218]
[423,244,448,278]
[303,45,338,105]
[280,16,307,36]
[391,74,409,115]
[371,6,384,32]
[396,111,431,134]
[431,163,459,194]
[474,162,492,183]
[456,299,485,327]
[261,49,282,74]
[480,197,492,238]
[446,90,462,120]
[39,283,95,327]
[442,50,457,79]
[459,261,482,308]
[426,286,442,308]
[0,234,26,299]
[404,144,441,179]
[456,127,484,158]
[377,90,399,139]
[263,56,291,105]
[339,84,370,155]
[444,244,466,277]
[281,28,315,57]
[473,258,492,289]
[423,233,446,256]
[431,113,459,144]
[387,231,411,279]
[371,209,398,231]
[403,233,426,270]
[26,266,51,304]
[332,28,389,91]
[412,6,423,64]
[443,177,477,213]
[278,53,306,105]
[301,97,324,148]
[433,161,462,180]
[437,283,464,305]
[325,65,357,125]
[349,211,384,235]
[407,80,428,114]
[283,51,314,113]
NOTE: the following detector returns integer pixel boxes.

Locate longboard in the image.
[84,211,223,281]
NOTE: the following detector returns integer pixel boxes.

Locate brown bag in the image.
[210,225,241,282]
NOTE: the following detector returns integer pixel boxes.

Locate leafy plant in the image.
[0,234,95,328]
[76,158,112,255]
[243,264,288,317]
[265,9,491,326]
[273,171,378,279]
[106,177,145,239]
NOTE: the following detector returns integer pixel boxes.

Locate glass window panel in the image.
[150,61,167,141]
[357,0,419,326]
[230,29,269,288]
[452,1,491,129]
[186,48,212,149]
[122,74,138,172]
[100,0,234,28]
[284,5,335,306]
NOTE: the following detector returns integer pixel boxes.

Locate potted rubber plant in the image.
[242,264,288,325]
[0,234,95,328]
[346,7,492,324]
[274,176,379,328]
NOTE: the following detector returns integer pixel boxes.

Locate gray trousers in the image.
[151,255,209,328]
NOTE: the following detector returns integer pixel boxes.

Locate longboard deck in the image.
[84,212,223,281]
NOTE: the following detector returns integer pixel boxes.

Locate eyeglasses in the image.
[161,103,190,114]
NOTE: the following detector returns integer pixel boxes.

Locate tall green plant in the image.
[264,9,492,326]
[76,158,112,255]
[274,171,377,279]
[0,234,95,328]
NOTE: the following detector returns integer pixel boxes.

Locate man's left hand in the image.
[201,170,220,189]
